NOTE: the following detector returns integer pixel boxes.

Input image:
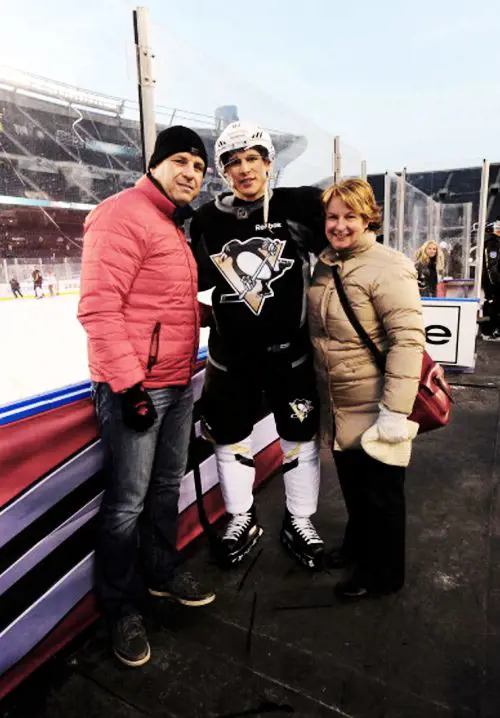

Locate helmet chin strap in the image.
[263,177,270,227]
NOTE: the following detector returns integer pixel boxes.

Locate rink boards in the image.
[0,356,282,697]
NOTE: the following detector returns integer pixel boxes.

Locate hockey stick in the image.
[190,422,222,559]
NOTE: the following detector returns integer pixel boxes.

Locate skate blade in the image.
[280,531,324,571]
[222,527,264,567]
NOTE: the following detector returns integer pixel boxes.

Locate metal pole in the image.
[360,160,367,180]
[473,159,491,298]
[396,168,406,253]
[333,135,341,184]
[383,172,391,246]
[464,201,473,279]
[133,6,157,172]
[427,195,435,241]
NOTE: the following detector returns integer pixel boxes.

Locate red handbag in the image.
[331,266,452,434]
[409,351,452,433]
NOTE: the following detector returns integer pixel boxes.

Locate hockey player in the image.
[190,121,327,569]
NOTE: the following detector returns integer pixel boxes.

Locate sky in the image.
[0,0,498,178]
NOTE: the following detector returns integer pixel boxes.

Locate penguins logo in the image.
[210,237,294,315]
[289,399,314,423]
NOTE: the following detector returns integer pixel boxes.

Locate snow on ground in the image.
[1,295,209,408]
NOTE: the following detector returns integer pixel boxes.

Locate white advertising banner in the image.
[421,298,479,368]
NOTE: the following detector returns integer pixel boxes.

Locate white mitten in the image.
[375,403,410,444]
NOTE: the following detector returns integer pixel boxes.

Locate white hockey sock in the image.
[280,438,320,518]
[214,435,255,515]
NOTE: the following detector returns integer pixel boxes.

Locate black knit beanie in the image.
[148,125,208,174]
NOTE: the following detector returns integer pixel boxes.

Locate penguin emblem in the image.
[289,399,314,422]
[210,237,294,315]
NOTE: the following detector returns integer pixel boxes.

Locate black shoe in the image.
[149,571,216,607]
[112,613,150,667]
[280,510,325,570]
[219,504,263,566]
[325,548,354,570]
[334,578,402,602]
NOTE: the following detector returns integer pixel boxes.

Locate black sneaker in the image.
[112,613,150,667]
[220,504,263,565]
[149,571,215,607]
[280,510,324,570]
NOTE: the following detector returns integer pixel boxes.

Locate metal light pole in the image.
[383,172,391,245]
[396,168,406,253]
[473,159,491,298]
[133,7,157,172]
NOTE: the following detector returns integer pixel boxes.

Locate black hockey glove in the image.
[119,384,157,432]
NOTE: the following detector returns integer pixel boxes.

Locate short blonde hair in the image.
[322,178,382,231]
[415,240,445,274]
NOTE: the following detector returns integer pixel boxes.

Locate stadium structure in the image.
[0,66,307,263]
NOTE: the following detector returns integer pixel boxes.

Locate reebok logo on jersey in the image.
[255,222,282,231]
[210,236,294,316]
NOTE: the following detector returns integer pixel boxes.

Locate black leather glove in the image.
[119,384,157,432]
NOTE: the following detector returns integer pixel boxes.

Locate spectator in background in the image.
[45,269,57,296]
[414,240,445,297]
[78,126,215,669]
[32,267,44,298]
[9,277,22,298]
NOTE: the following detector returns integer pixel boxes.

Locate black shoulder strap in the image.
[331,265,386,375]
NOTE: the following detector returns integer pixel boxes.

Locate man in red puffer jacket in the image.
[78,126,215,668]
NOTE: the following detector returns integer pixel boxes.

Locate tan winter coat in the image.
[308,232,425,450]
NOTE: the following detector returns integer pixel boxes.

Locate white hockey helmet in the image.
[215,121,275,178]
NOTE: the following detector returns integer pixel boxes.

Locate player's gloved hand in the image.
[119,384,157,432]
[375,403,410,444]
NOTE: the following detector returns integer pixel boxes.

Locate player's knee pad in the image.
[214,435,255,515]
[280,438,320,517]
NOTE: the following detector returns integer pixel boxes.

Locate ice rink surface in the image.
[1,295,209,407]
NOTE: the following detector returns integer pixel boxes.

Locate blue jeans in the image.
[92,382,194,619]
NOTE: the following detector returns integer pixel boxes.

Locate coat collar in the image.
[319,231,377,266]
[135,174,194,226]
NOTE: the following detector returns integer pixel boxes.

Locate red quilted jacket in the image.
[78,175,200,392]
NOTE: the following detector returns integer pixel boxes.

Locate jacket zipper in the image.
[147,322,161,373]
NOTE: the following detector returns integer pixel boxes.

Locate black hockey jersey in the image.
[189,186,326,348]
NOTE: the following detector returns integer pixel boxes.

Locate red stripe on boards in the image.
[0,398,98,509]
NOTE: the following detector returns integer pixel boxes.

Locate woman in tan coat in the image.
[308,179,425,601]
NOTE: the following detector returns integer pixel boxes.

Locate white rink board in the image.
[0,295,209,407]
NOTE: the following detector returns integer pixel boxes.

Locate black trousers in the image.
[333,449,406,591]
